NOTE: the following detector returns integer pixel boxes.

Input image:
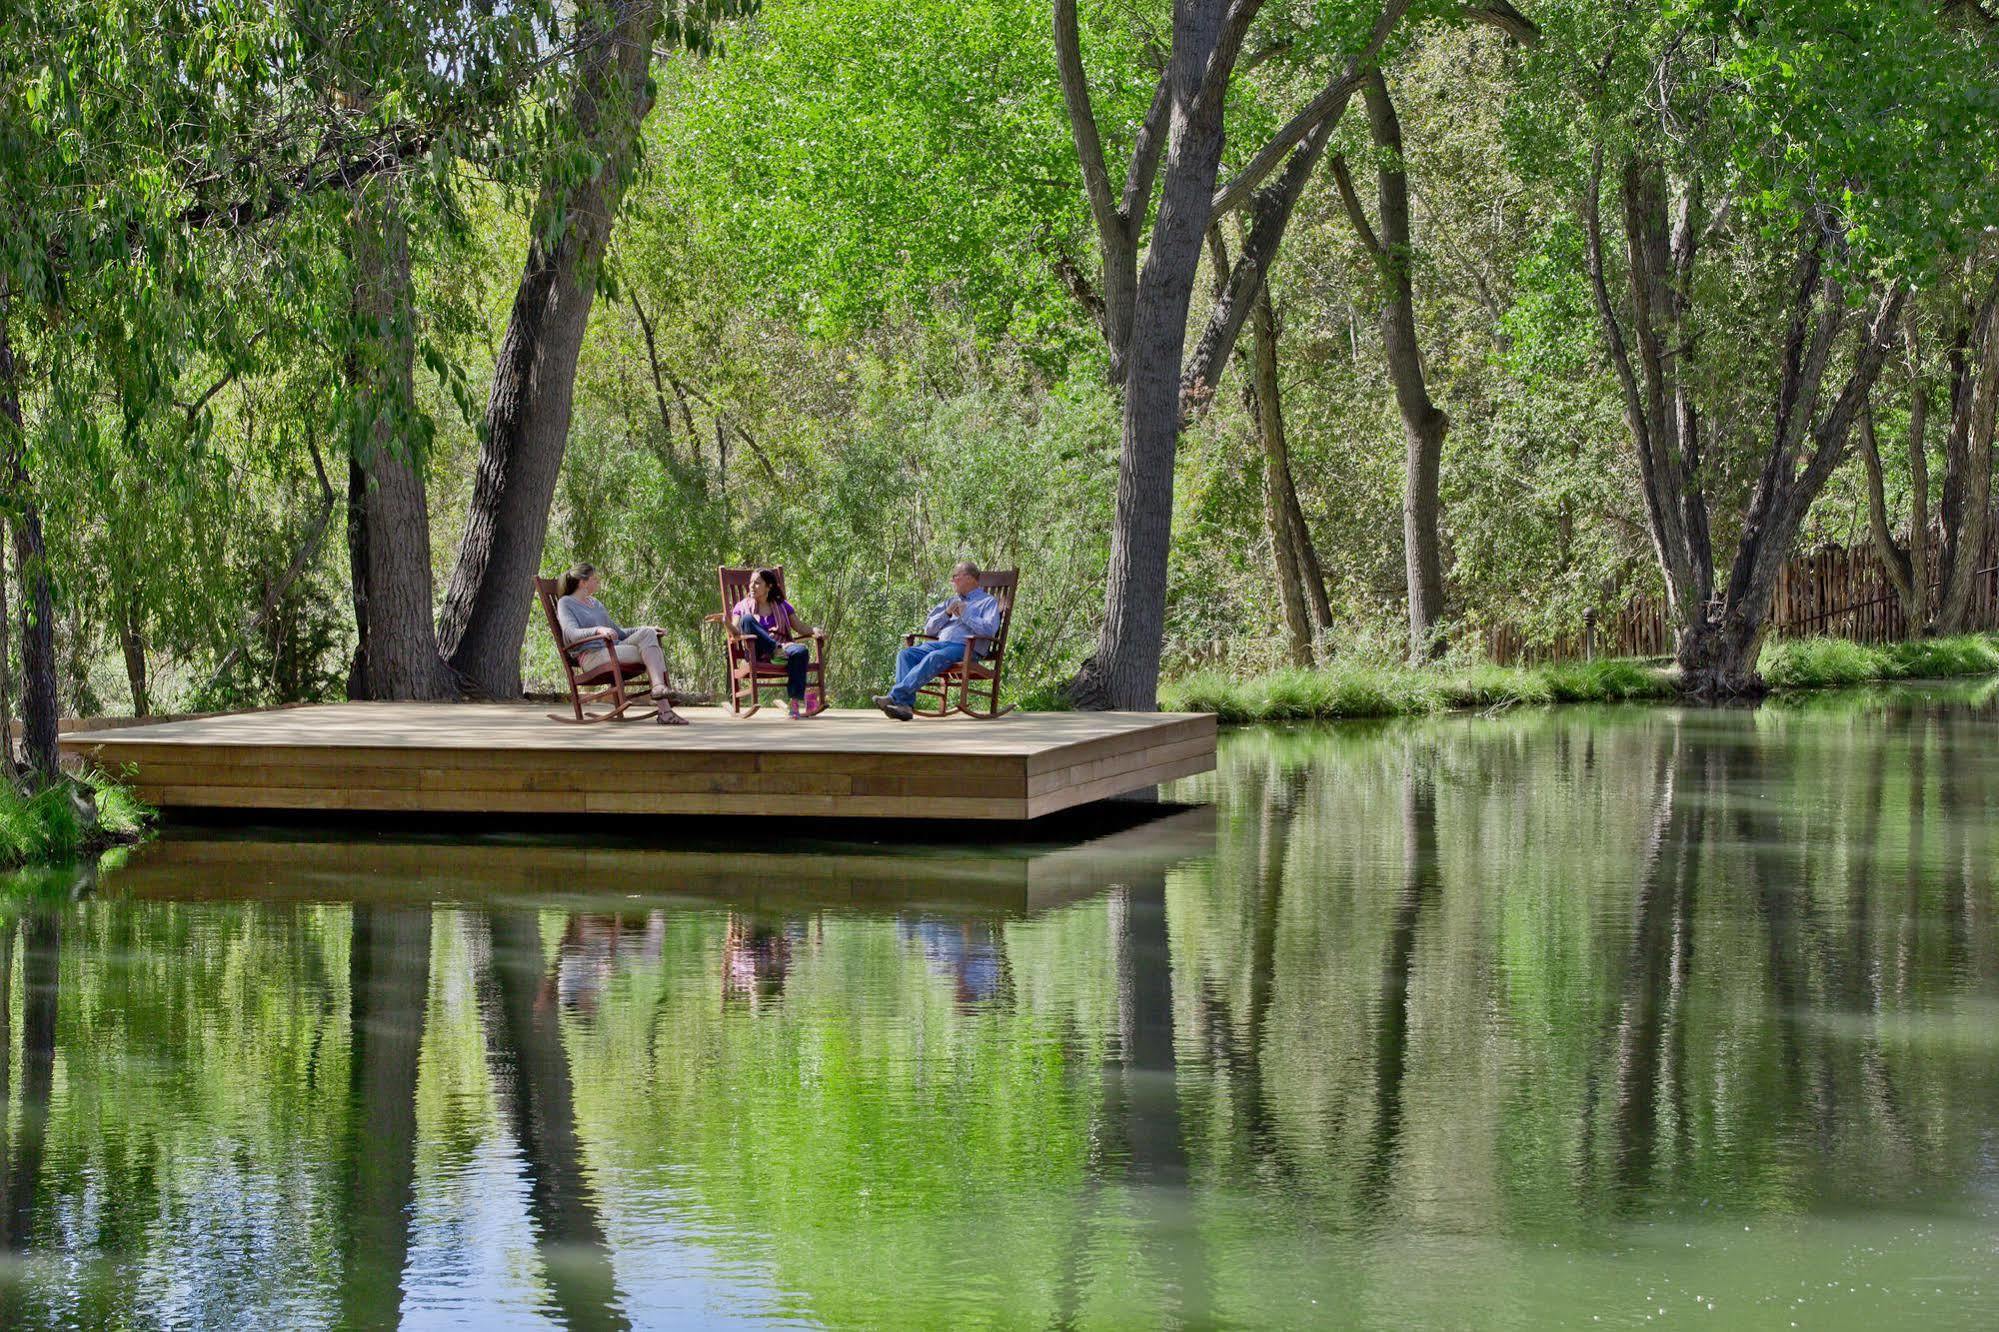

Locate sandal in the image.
[655,705,690,726]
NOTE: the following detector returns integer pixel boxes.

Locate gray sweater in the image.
[556,594,624,653]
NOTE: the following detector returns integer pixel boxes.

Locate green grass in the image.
[1163,657,1673,722]
[1166,633,1999,723]
[1757,633,1999,690]
[0,770,153,868]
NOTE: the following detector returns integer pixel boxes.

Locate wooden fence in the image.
[1484,525,1999,666]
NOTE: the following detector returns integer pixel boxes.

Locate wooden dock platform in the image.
[59,703,1217,821]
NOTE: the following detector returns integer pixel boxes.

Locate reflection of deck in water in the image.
[105,805,1218,915]
[60,703,1216,821]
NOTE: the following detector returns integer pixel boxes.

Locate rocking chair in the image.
[703,565,829,717]
[903,569,1018,719]
[535,576,658,723]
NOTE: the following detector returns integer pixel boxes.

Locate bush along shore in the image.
[1,770,154,871]
[1164,634,1999,724]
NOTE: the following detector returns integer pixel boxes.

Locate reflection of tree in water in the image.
[1358,755,1440,1219]
[339,906,431,1328]
[473,911,630,1332]
[0,913,56,1250]
[1578,735,1701,1206]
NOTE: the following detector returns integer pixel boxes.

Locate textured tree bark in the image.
[1933,279,1998,633]
[436,1,661,698]
[1248,285,1330,661]
[348,182,456,701]
[118,592,149,717]
[1332,71,1448,661]
[1584,153,1904,696]
[0,310,57,787]
[0,532,14,785]
[1857,402,1924,625]
[1080,1,1233,711]
[1062,0,1410,709]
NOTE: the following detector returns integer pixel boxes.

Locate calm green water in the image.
[1,684,1995,1329]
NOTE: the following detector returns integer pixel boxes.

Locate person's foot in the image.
[873,695,914,721]
[655,704,690,726]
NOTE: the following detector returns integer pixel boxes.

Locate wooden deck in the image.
[58,703,1217,821]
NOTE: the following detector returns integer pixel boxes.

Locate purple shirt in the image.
[731,596,797,640]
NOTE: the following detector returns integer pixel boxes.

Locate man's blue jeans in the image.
[889,640,967,707]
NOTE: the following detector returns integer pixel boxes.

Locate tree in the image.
[1,0,563,773]
[1056,0,1412,708]
[438,1,755,699]
[1524,0,1997,693]
[1057,1,1537,708]
[1858,273,1999,637]
[1330,70,1453,661]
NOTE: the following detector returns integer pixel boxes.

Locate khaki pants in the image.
[577,625,660,674]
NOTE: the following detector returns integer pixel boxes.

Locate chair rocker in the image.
[903,569,1018,720]
[703,564,829,718]
[535,576,658,723]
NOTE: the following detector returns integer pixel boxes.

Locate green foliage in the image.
[0,771,152,868]
[1759,634,1999,691]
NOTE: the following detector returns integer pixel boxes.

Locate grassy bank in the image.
[1164,634,1999,723]
[1,772,153,869]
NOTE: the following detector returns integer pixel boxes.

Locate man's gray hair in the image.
[952,559,982,579]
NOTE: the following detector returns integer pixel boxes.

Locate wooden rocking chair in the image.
[535,576,658,723]
[903,569,1018,719]
[703,565,829,717]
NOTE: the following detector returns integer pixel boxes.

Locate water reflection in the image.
[0,689,1994,1327]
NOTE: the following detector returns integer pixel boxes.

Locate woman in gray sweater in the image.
[556,563,689,725]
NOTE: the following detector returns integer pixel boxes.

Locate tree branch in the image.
[1053,0,1119,243]
[1210,0,1410,216]
[1328,154,1384,257]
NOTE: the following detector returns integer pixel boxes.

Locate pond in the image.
[0,682,1994,1329]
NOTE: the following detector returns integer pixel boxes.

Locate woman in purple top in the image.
[731,568,817,718]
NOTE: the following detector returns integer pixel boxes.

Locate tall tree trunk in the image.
[118,591,149,717]
[1333,71,1448,662]
[1077,2,1232,711]
[436,0,661,699]
[348,181,455,700]
[1857,402,1924,626]
[1247,284,1329,661]
[0,529,16,786]
[0,309,57,787]
[1933,278,1998,633]
[345,454,370,699]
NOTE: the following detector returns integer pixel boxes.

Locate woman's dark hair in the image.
[753,567,785,604]
[559,562,597,598]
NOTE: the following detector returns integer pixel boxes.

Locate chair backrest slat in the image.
[979,569,1018,655]
[535,576,585,683]
[718,564,782,618]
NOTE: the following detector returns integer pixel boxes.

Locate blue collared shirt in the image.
[923,587,1001,649]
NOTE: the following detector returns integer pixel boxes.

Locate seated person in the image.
[873,560,1000,720]
[731,567,818,719]
[555,562,688,725]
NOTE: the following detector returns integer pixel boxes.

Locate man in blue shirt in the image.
[874,560,1002,720]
